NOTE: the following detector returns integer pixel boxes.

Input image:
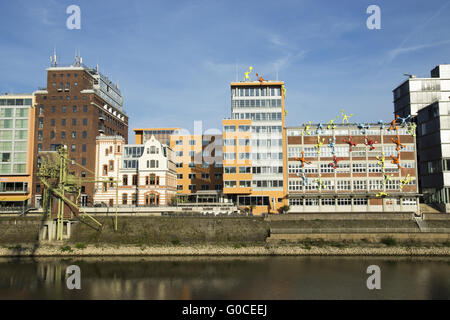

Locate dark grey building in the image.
[416,101,450,211]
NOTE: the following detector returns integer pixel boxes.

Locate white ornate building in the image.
[93,135,177,206]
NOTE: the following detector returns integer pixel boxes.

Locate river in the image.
[0,256,449,299]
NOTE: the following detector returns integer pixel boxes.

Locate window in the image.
[72,105,77,113]
[368,163,382,173]
[320,163,333,173]
[239,180,251,187]
[337,180,351,190]
[352,163,366,173]
[188,173,196,179]
[61,131,66,139]
[176,151,183,157]
[224,139,236,146]
[82,144,86,152]
[224,152,236,160]
[62,106,66,113]
[71,131,76,138]
[81,171,86,178]
[353,180,367,190]
[72,119,77,126]
[122,175,128,186]
[224,126,236,132]
[321,198,335,206]
[83,105,88,112]
[82,131,87,138]
[189,140,196,145]
[175,140,182,145]
[189,184,196,190]
[103,165,108,175]
[201,173,210,179]
[224,181,236,188]
[239,139,250,146]
[177,174,183,179]
[189,151,195,157]
[132,175,138,186]
[50,131,55,139]
[83,118,87,125]
[353,198,368,205]
[122,193,128,205]
[369,180,383,190]
[224,166,236,174]
[337,198,351,206]
[239,125,250,132]
[239,166,251,173]
[81,158,86,165]
[109,160,114,171]
[71,144,76,152]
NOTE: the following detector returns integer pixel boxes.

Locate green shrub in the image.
[75,242,86,249]
[380,237,397,246]
[60,245,73,252]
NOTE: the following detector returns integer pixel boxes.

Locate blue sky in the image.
[1,0,450,141]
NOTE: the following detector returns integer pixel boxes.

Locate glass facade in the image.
[0,98,31,174]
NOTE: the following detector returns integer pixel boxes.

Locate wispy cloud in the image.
[387,39,450,61]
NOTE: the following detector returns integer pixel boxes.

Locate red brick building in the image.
[32,56,128,207]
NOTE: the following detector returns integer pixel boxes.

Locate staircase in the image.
[414,216,428,232]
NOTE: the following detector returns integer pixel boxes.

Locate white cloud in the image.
[387,39,450,62]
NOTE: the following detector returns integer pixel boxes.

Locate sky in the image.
[1,0,450,141]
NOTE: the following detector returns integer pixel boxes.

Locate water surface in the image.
[1,256,449,299]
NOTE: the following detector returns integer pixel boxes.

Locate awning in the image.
[0,195,30,201]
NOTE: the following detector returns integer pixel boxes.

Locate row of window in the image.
[288,179,414,191]
[288,198,417,206]
[288,145,414,158]
[0,119,28,129]
[223,166,283,174]
[224,180,283,188]
[224,125,282,133]
[40,105,88,114]
[224,152,283,160]
[43,118,89,127]
[232,87,281,97]
[175,162,223,168]
[177,173,222,180]
[232,99,282,108]
[287,128,410,136]
[223,138,283,147]
[0,108,29,118]
[178,184,223,191]
[288,162,415,174]
[231,112,282,121]
[39,130,88,140]
[0,99,32,106]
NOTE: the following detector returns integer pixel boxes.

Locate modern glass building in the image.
[222,80,287,214]
[0,94,35,208]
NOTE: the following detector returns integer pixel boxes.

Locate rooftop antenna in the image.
[50,47,58,67]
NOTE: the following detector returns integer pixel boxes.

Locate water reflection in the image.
[0,257,449,300]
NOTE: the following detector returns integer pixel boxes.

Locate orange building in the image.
[134,128,180,146]
[0,94,35,209]
[222,81,288,214]
[169,133,223,203]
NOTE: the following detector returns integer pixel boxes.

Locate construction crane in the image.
[38,145,119,241]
